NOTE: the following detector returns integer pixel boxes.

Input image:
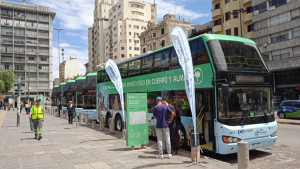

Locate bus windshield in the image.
[218,87,275,126]
[208,40,268,72]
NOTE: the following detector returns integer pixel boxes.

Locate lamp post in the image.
[232,1,245,37]
[54,28,64,64]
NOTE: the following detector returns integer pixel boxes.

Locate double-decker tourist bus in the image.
[59,82,68,112]
[96,34,277,154]
[65,80,76,103]
[75,76,86,118]
[51,85,59,109]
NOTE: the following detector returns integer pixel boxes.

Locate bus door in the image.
[196,90,214,150]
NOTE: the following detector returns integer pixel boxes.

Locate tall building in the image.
[212,0,253,39]
[88,0,115,73]
[252,0,300,99]
[59,56,80,82]
[104,0,157,63]
[189,21,213,38]
[0,1,55,98]
[140,14,193,54]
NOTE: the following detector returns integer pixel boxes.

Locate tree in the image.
[71,74,80,80]
[283,88,296,100]
[0,70,15,94]
[0,80,5,93]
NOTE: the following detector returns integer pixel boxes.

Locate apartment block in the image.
[88,0,114,73]
[140,14,193,54]
[59,56,80,83]
[189,21,213,38]
[252,0,300,98]
[104,0,157,63]
[0,1,55,97]
[212,0,254,39]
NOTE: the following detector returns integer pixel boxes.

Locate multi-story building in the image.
[88,0,114,73]
[59,56,80,82]
[212,0,254,39]
[0,1,55,98]
[104,0,157,63]
[140,14,193,53]
[252,0,300,99]
[189,21,213,38]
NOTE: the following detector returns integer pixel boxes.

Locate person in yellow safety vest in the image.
[181,99,188,114]
[30,99,44,140]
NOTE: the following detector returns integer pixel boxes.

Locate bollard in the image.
[99,116,105,131]
[109,118,115,135]
[79,113,83,124]
[238,142,250,169]
[191,146,201,162]
[85,114,89,126]
[91,121,96,128]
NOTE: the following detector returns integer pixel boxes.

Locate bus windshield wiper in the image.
[240,111,250,125]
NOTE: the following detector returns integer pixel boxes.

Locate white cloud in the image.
[29,0,94,30]
[65,32,88,41]
[60,43,71,48]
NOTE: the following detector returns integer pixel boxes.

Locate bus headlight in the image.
[222,136,241,143]
[270,130,277,137]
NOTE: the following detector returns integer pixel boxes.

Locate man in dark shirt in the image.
[148,96,175,159]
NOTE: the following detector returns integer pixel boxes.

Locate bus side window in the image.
[119,63,128,78]
[153,50,169,72]
[141,55,153,75]
[170,48,180,70]
[128,59,141,77]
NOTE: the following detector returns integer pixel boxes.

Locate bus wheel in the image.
[279,112,286,119]
[178,124,187,148]
[105,113,111,127]
[115,115,122,131]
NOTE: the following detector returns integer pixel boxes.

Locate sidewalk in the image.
[0,109,234,169]
[276,118,300,125]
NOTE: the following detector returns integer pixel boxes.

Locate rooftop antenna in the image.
[174,0,176,17]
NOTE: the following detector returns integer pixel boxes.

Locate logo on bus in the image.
[194,68,203,85]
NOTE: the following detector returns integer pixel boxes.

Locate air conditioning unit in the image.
[254,10,259,16]
[269,6,276,11]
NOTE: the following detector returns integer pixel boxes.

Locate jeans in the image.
[156,128,171,155]
[29,117,33,131]
[68,113,73,124]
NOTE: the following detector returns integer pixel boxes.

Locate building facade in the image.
[252,0,300,99]
[59,56,80,82]
[189,21,213,38]
[140,14,193,53]
[104,0,157,63]
[212,0,253,39]
[0,1,55,98]
[88,0,115,73]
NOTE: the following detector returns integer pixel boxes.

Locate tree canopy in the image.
[0,70,15,94]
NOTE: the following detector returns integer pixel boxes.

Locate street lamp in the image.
[54,28,64,64]
[231,1,245,37]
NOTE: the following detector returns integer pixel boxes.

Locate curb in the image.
[276,120,300,125]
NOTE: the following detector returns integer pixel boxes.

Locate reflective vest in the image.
[32,105,43,120]
[181,100,188,110]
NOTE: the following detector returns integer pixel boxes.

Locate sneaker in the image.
[38,135,42,140]
[167,154,172,159]
[156,154,164,159]
[34,135,37,139]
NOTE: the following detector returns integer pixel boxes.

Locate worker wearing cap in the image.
[30,99,44,140]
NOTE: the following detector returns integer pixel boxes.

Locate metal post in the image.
[17,77,21,127]
[75,91,77,130]
[54,28,64,64]
[239,1,243,37]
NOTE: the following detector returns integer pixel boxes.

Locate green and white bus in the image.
[97,34,277,154]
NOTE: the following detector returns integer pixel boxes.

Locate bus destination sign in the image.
[236,75,264,83]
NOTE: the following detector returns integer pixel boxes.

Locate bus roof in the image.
[75,76,86,80]
[59,82,66,85]
[86,72,97,76]
[66,80,75,83]
[53,85,59,88]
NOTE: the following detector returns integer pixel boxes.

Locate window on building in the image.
[293,46,300,57]
[161,28,165,35]
[153,32,156,37]
[134,25,139,29]
[293,27,300,38]
[272,48,290,61]
[226,29,231,35]
[129,54,132,57]
[233,10,239,19]
[161,40,165,47]
[270,12,289,26]
[129,32,131,35]
[134,33,139,37]
[246,6,253,13]
[114,55,117,59]
[129,46,132,50]
[143,38,146,43]
[134,47,139,51]
[225,12,231,21]
[234,27,238,36]
[247,24,253,32]
[254,19,268,31]
[129,39,132,43]
[269,0,287,8]
[153,43,156,50]
[271,31,288,43]
[291,8,300,21]
[225,0,230,4]
[121,47,124,50]
[215,3,220,10]
[253,2,267,13]
[121,54,125,58]
[143,48,146,53]
[214,19,222,26]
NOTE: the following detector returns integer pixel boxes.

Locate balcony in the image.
[212,9,222,18]
[243,0,251,5]
[244,13,252,23]
[212,25,223,34]
[244,31,253,39]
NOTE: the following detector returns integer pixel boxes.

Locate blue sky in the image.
[6,0,212,79]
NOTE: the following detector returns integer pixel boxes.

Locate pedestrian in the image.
[30,99,44,140]
[0,101,3,110]
[162,97,180,155]
[148,96,175,159]
[26,101,34,132]
[24,100,29,113]
[20,101,23,114]
[58,100,62,117]
[67,100,75,124]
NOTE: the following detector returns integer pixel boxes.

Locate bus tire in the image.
[115,115,122,131]
[278,112,286,119]
[105,113,111,127]
[177,124,187,148]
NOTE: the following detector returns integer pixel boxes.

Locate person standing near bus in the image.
[30,99,44,140]
[67,101,75,125]
[162,97,180,155]
[148,97,175,159]
[58,100,62,117]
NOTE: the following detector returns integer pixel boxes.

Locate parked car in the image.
[277,100,300,119]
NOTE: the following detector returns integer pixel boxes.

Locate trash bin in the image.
[191,133,199,147]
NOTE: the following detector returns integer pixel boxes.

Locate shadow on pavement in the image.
[20,137,36,141]
[108,147,133,151]
[80,138,116,144]
[131,162,184,169]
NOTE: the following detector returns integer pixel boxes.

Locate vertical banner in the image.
[105,59,125,127]
[171,26,197,146]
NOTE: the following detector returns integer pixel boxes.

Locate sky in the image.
[6,0,212,80]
